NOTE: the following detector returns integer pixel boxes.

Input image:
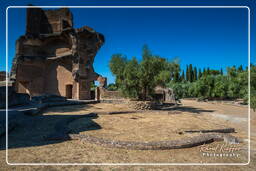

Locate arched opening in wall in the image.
[65,84,73,99]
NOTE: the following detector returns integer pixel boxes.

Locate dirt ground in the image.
[0,99,255,170]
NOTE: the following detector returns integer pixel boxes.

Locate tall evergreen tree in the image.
[193,67,197,81]
[181,70,185,81]
[142,44,152,60]
[207,67,210,75]
[203,68,206,76]
[173,71,180,82]
[188,64,193,82]
[186,65,189,81]
[238,65,243,72]
[198,68,202,79]
[220,68,223,75]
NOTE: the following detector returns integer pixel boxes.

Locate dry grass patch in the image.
[69,111,235,142]
[1,101,253,167]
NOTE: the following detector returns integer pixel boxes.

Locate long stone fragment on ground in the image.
[182,128,235,134]
[69,133,239,150]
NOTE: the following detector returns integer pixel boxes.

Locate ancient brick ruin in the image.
[10,7,106,100]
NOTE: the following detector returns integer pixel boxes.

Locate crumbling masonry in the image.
[10,7,107,100]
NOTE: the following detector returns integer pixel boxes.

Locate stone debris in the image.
[127,101,157,110]
[182,128,235,134]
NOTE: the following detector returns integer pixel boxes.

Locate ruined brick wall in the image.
[99,88,124,100]
[15,60,45,96]
[43,58,73,97]
[26,8,72,35]
[11,7,105,100]
[43,8,73,33]
[15,58,74,97]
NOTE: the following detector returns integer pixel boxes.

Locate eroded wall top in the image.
[26,7,73,35]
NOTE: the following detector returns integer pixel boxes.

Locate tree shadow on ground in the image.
[43,104,90,113]
[160,105,215,114]
[0,112,101,150]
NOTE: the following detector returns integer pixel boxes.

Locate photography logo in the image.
[200,143,243,158]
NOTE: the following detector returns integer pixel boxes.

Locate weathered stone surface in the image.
[182,128,236,134]
[69,132,240,150]
[154,86,176,103]
[11,7,106,100]
[127,100,157,110]
[99,88,123,100]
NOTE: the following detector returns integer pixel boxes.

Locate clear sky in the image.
[0,0,255,84]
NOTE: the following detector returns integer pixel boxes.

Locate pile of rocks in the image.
[127,100,156,110]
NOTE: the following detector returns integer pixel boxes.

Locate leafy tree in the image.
[121,57,140,98]
[109,54,127,88]
[173,71,180,82]
[109,46,253,110]
[238,65,243,72]
[209,70,220,75]
[139,54,173,99]
[227,66,237,78]
[213,75,228,98]
[237,71,248,101]
[188,82,197,97]
[109,45,180,100]
[155,70,172,87]
[203,75,215,98]
[251,64,256,111]
[107,83,118,91]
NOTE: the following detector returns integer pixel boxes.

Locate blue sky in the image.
[1,0,255,84]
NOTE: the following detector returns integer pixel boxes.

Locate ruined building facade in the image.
[11,7,106,100]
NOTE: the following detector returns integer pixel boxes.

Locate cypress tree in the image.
[186,65,189,81]
[203,68,206,76]
[198,68,202,79]
[189,64,193,82]
[193,67,197,81]
[174,71,180,82]
[220,68,223,75]
[207,67,210,75]
[238,65,243,72]
[181,70,185,81]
